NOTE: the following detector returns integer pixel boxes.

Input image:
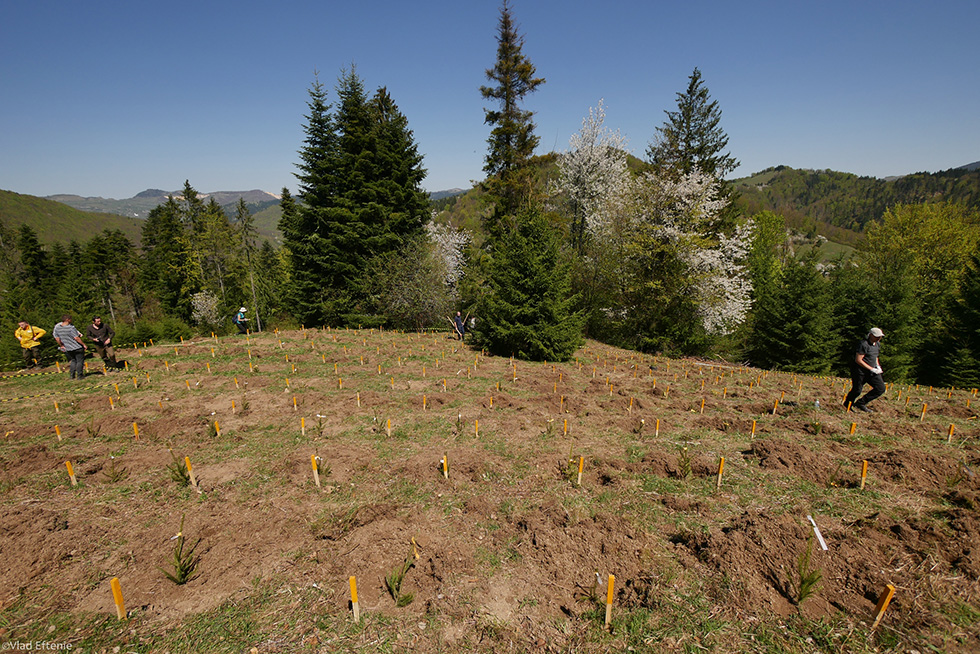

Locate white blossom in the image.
[554,100,633,238]
[425,221,470,290]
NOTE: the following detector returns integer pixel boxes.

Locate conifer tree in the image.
[943,250,980,387]
[480,0,545,225]
[474,207,583,361]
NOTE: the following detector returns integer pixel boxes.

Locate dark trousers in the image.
[21,347,40,368]
[94,341,116,366]
[64,348,85,379]
[236,321,248,334]
[845,367,885,408]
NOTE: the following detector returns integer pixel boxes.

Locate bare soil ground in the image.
[0,328,978,653]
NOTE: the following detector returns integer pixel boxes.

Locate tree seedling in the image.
[385,539,420,607]
[789,535,822,606]
[677,444,692,479]
[102,456,129,483]
[159,514,202,585]
[166,447,190,487]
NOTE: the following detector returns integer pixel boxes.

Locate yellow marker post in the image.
[563,418,568,436]
[357,392,361,408]
[185,379,191,390]
[231,400,236,413]
[442,454,449,479]
[716,457,725,490]
[700,398,705,414]
[214,421,220,437]
[604,574,615,630]
[66,460,77,486]
[870,584,896,631]
[293,396,297,411]
[655,418,660,438]
[850,422,857,435]
[349,576,360,622]
[751,419,757,439]
[185,456,197,488]
[54,401,60,413]
[301,417,306,436]
[109,396,115,411]
[311,454,321,488]
[475,419,479,437]
[948,424,955,444]
[423,394,427,411]
[386,418,391,437]
[920,403,928,421]
[132,423,139,441]
[577,456,584,486]
[110,577,126,621]
[860,460,868,490]
[772,399,779,415]
[55,425,62,441]
[338,377,342,389]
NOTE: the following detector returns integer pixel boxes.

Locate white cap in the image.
[239,307,247,312]
[869,327,884,338]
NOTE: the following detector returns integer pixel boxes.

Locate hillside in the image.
[0,328,977,652]
[734,165,980,240]
[0,189,143,245]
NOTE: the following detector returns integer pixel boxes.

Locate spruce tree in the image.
[480,0,545,225]
[474,207,583,361]
[942,251,980,387]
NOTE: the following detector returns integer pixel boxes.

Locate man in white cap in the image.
[233,307,249,334]
[845,327,885,412]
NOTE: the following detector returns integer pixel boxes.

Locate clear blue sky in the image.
[2,0,978,199]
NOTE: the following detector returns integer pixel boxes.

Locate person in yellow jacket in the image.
[14,321,46,369]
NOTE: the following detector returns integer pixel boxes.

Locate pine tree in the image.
[480,0,545,225]
[474,207,583,361]
[647,68,739,228]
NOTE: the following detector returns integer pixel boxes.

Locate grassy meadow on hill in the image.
[0,328,978,653]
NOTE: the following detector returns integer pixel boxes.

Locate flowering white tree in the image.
[553,100,633,248]
[426,220,470,294]
[628,169,753,342]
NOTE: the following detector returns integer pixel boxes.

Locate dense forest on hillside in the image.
[735,166,980,243]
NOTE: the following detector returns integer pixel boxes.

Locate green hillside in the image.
[734,165,980,243]
[0,189,143,245]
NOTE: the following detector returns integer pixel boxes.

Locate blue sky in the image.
[2,0,977,199]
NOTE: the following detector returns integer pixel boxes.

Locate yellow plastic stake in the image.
[132,423,139,441]
[442,454,449,479]
[249,361,254,373]
[655,418,660,438]
[110,577,126,621]
[206,363,211,374]
[700,398,705,414]
[109,396,115,411]
[234,376,240,390]
[870,584,896,631]
[489,395,494,409]
[860,460,868,490]
[311,454,321,488]
[577,456,584,486]
[920,402,928,421]
[301,417,306,436]
[113,383,120,396]
[55,425,62,441]
[772,399,779,415]
[66,460,77,486]
[231,400,236,413]
[338,377,343,389]
[349,576,360,622]
[185,379,191,390]
[386,419,391,437]
[563,418,568,436]
[849,422,856,435]
[716,457,725,490]
[214,421,220,437]
[357,392,361,408]
[293,396,297,411]
[475,419,479,437]
[54,401,59,413]
[185,456,197,488]
[751,420,756,439]
[948,424,955,444]
[604,574,615,630]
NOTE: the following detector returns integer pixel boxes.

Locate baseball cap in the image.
[869,327,884,338]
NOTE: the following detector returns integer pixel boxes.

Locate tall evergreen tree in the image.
[236,198,263,333]
[474,207,583,361]
[480,0,545,225]
[943,250,980,387]
[647,68,739,228]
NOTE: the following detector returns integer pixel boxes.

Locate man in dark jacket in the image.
[845,327,885,413]
[86,316,117,368]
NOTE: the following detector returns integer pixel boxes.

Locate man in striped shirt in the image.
[52,315,88,380]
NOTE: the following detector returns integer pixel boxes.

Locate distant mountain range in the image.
[47,189,281,220]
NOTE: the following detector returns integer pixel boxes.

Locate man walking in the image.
[14,320,46,369]
[86,316,117,369]
[845,327,885,413]
[52,315,88,380]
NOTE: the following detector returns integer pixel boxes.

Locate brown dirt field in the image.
[0,329,978,653]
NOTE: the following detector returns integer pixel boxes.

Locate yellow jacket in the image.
[15,325,46,349]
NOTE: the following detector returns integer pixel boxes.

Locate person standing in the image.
[452,311,466,342]
[52,315,88,380]
[845,327,885,413]
[14,321,46,369]
[86,316,117,369]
